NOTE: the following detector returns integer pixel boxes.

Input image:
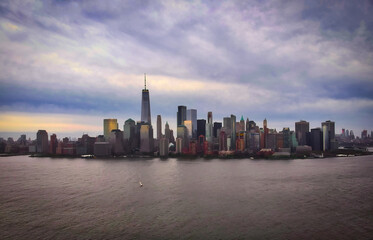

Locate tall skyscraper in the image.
[322,120,335,151]
[123,118,136,152]
[140,124,154,153]
[295,120,310,146]
[310,128,322,151]
[141,74,151,124]
[223,117,232,136]
[165,121,170,141]
[231,114,236,150]
[206,112,213,143]
[213,122,222,138]
[239,116,245,132]
[246,118,250,132]
[184,120,192,139]
[177,106,187,126]
[49,133,57,154]
[104,119,118,140]
[157,115,162,140]
[187,109,197,139]
[263,118,268,148]
[36,130,49,153]
[197,119,206,137]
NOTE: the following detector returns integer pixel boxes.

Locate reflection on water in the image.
[0,155,373,239]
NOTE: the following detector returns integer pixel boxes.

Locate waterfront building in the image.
[177,106,187,126]
[206,112,213,143]
[266,133,277,151]
[177,125,188,148]
[322,120,336,151]
[110,129,125,155]
[176,137,183,154]
[49,134,57,154]
[123,118,136,152]
[36,130,48,153]
[187,109,197,139]
[140,124,154,153]
[263,119,268,148]
[310,128,323,151]
[94,142,111,156]
[282,128,290,148]
[141,74,151,124]
[156,115,162,140]
[219,129,227,151]
[159,137,169,157]
[104,119,118,141]
[295,120,310,146]
[276,132,284,149]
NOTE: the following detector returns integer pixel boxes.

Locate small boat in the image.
[139,181,143,187]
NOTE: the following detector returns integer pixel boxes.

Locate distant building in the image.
[104,119,118,141]
[36,130,48,153]
[159,137,169,157]
[110,129,124,155]
[123,118,136,153]
[176,137,183,154]
[141,74,151,124]
[231,115,236,150]
[157,115,162,140]
[295,120,310,146]
[94,142,111,156]
[177,125,188,148]
[310,128,322,151]
[322,120,336,151]
[213,122,222,138]
[184,120,192,139]
[197,119,206,137]
[187,109,197,139]
[177,106,187,126]
[140,124,154,153]
[206,112,213,143]
[49,134,57,154]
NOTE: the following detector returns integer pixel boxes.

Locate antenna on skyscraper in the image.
[144,73,147,90]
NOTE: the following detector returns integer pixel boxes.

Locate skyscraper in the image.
[263,118,268,148]
[295,120,310,146]
[213,122,222,138]
[310,128,322,151]
[322,120,336,151]
[231,114,236,150]
[104,119,118,140]
[206,112,213,143]
[157,115,162,140]
[141,74,151,124]
[140,124,154,153]
[187,109,197,139]
[165,121,170,141]
[197,119,206,137]
[177,106,187,126]
[36,130,49,153]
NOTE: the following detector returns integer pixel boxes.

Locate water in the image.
[1,156,373,239]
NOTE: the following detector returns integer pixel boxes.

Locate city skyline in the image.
[0,1,373,138]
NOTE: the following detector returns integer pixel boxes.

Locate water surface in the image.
[1,156,373,239]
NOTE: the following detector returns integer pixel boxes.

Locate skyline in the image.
[1,0,373,138]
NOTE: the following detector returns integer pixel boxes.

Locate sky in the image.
[0,0,373,139]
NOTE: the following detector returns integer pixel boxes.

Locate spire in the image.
[241,115,244,121]
[144,73,147,90]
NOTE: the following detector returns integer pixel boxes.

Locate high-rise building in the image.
[49,133,57,154]
[187,109,197,139]
[219,129,227,151]
[322,120,335,151]
[141,74,151,124]
[123,118,136,152]
[165,121,171,142]
[140,124,154,153]
[177,125,188,148]
[197,119,206,137]
[213,122,222,138]
[206,112,213,143]
[231,115,236,150]
[177,106,187,126]
[310,128,322,151]
[157,115,162,140]
[295,120,310,146]
[184,120,192,139]
[159,137,169,157]
[104,119,118,140]
[239,116,245,132]
[36,130,49,153]
[246,118,250,132]
[110,129,124,155]
[361,130,368,139]
[223,117,232,136]
[263,118,268,148]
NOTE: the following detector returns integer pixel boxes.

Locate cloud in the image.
[0,0,372,136]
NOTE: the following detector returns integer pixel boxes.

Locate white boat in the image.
[139,181,143,187]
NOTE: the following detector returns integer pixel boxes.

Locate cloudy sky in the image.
[0,0,372,139]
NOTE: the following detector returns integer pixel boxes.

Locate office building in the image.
[295,120,310,146]
[141,74,151,124]
[231,115,236,150]
[310,128,322,151]
[104,119,118,141]
[157,115,162,140]
[140,124,154,153]
[322,120,336,151]
[49,134,57,154]
[187,109,197,138]
[197,119,206,137]
[213,122,222,138]
[177,106,187,126]
[36,130,48,153]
